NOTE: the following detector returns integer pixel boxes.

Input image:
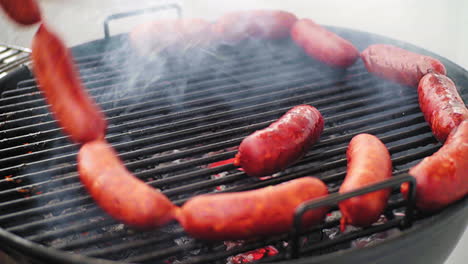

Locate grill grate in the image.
[0,32,467,264]
[0,44,30,80]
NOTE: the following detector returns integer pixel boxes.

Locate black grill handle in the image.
[288,173,417,259]
[103,3,182,40]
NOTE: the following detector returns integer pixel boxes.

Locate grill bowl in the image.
[0,26,467,264]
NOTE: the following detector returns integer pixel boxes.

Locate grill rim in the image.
[0,25,467,264]
[267,195,467,264]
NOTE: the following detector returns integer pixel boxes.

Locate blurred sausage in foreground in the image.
[31,24,107,144]
[78,140,179,228]
[0,0,41,25]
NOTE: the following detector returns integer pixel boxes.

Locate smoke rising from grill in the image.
[94,10,295,115]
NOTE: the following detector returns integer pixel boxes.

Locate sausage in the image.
[177,177,329,240]
[401,120,468,212]
[212,10,298,43]
[31,24,107,144]
[0,0,41,25]
[233,105,324,177]
[129,18,213,56]
[290,19,359,68]
[418,73,468,142]
[338,134,392,230]
[361,44,446,87]
[78,140,178,228]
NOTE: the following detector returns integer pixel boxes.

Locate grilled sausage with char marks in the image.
[361,44,446,87]
[78,140,179,228]
[339,134,392,230]
[417,73,468,142]
[178,177,329,240]
[233,105,324,177]
[401,120,468,212]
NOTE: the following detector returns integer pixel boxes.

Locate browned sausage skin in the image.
[178,177,329,240]
[339,134,392,230]
[0,0,41,25]
[418,73,468,142]
[401,120,468,212]
[290,18,359,68]
[31,24,107,144]
[233,105,324,177]
[361,44,446,87]
[213,10,298,43]
[78,140,178,228]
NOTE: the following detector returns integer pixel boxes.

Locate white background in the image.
[0,0,466,263]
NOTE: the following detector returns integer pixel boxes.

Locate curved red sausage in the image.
[339,134,392,230]
[361,44,446,87]
[0,0,41,25]
[212,10,297,43]
[178,177,329,240]
[31,24,107,144]
[401,120,468,212]
[78,140,178,228]
[233,105,324,177]
[290,18,359,68]
[129,18,213,56]
[418,73,468,142]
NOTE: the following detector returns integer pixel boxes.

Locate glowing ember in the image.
[208,157,243,191]
[17,188,30,193]
[227,245,279,264]
[4,175,14,182]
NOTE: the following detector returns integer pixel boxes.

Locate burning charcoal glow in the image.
[227,245,279,264]
[206,150,242,191]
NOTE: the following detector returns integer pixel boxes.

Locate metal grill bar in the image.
[1,128,437,241]
[0,69,371,175]
[0,76,382,170]
[0,52,351,148]
[0,45,306,101]
[3,63,348,136]
[0,111,432,227]
[1,46,304,99]
[84,229,187,258]
[0,91,420,211]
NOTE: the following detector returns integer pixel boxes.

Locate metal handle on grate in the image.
[0,44,31,75]
[288,173,417,259]
[103,3,182,39]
